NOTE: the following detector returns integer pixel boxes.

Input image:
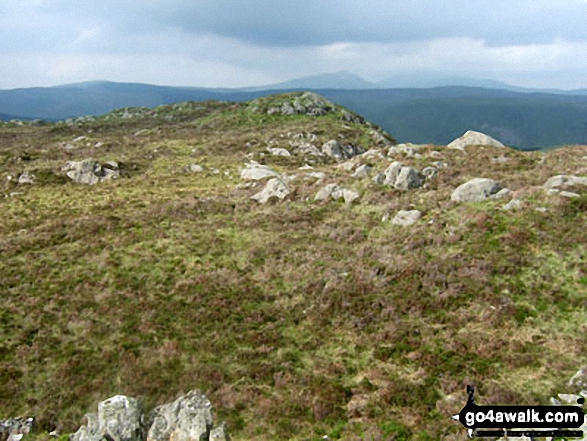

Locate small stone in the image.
[351,164,372,178]
[391,210,421,226]
[451,178,503,202]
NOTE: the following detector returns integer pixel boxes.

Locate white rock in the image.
[268,147,291,157]
[451,178,503,202]
[251,178,290,204]
[351,164,372,178]
[447,130,505,151]
[240,162,279,180]
[391,210,421,226]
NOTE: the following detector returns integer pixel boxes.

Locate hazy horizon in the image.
[3,1,587,90]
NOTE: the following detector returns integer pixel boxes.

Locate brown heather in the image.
[0,94,586,440]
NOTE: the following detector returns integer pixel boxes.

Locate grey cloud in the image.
[5,0,587,53]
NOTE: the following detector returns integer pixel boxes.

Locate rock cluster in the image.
[321,140,365,161]
[70,391,229,441]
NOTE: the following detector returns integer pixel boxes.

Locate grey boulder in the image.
[251,178,290,204]
[315,184,359,204]
[70,395,145,441]
[451,178,503,202]
[147,391,215,441]
[240,162,279,180]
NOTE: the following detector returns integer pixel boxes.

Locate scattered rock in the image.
[503,199,523,210]
[377,162,423,190]
[451,178,503,202]
[304,172,327,182]
[134,129,150,137]
[351,164,372,178]
[321,140,364,161]
[491,188,512,199]
[251,178,290,204]
[267,147,291,157]
[369,130,393,146]
[187,164,204,173]
[389,143,425,158]
[70,392,229,441]
[447,130,505,151]
[0,418,34,441]
[315,184,359,204]
[391,210,421,226]
[240,162,279,180]
[17,172,36,185]
[290,141,323,157]
[569,366,587,391]
[71,395,145,441]
[543,175,587,189]
[63,159,120,185]
[72,136,87,143]
[422,167,438,179]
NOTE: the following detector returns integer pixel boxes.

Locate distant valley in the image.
[2,74,587,150]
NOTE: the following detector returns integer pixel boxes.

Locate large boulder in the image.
[374,162,423,190]
[543,175,587,189]
[147,391,215,441]
[251,178,290,204]
[63,159,120,185]
[447,131,505,151]
[70,396,145,441]
[451,178,503,202]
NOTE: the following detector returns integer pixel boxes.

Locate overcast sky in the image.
[2,0,587,90]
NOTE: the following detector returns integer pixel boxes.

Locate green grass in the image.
[1,92,586,440]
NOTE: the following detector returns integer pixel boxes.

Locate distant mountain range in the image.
[2,74,587,150]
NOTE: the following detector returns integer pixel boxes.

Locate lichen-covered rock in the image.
[63,159,120,185]
[447,130,505,151]
[0,418,34,441]
[70,395,145,441]
[17,172,36,185]
[451,178,503,202]
[378,162,423,190]
[568,366,587,391]
[147,391,213,441]
[251,178,290,204]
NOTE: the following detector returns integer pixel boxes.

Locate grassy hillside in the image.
[1,93,586,440]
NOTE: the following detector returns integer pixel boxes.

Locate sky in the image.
[2,0,587,90]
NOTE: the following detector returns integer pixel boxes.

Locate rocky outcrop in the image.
[63,159,120,185]
[447,130,505,151]
[71,391,229,441]
[251,92,335,117]
[451,178,503,202]
[251,178,290,204]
